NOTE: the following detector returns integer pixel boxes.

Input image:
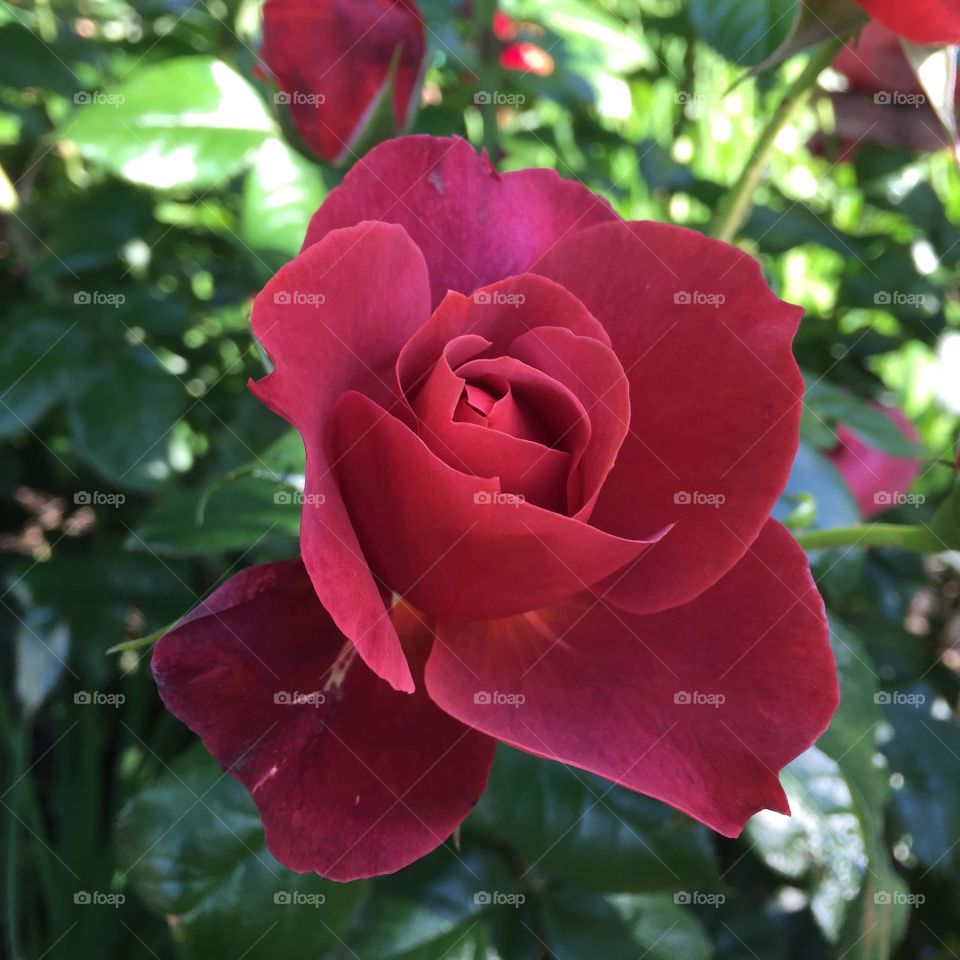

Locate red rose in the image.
[260,0,425,164]
[828,403,922,517]
[852,0,960,45]
[821,24,959,158]
[152,136,838,881]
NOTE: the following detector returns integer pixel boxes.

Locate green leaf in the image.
[116,745,366,960]
[609,894,713,960]
[0,317,86,439]
[65,57,274,189]
[541,887,640,960]
[14,606,70,716]
[241,138,326,256]
[687,0,799,67]
[132,474,300,555]
[805,380,921,457]
[819,619,910,960]
[882,682,960,874]
[746,746,867,941]
[345,844,516,959]
[773,441,860,531]
[476,747,720,893]
[69,348,185,490]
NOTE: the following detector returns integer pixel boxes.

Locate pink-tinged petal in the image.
[397,274,610,401]
[152,560,496,882]
[250,221,432,693]
[508,326,629,519]
[425,520,838,837]
[303,136,620,308]
[852,0,960,45]
[329,391,668,620]
[532,220,803,614]
[261,0,425,164]
[827,406,921,518]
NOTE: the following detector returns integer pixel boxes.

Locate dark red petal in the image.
[833,24,924,94]
[261,0,425,164]
[532,220,803,614]
[508,326,629,519]
[852,0,960,44]
[330,391,668,620]
[250,221,432,693]
[397,274,610,402]
[152,560,495,881]
[414,346,574,512]
[303,136,620,308]
[425,520,838,837]
[827,406,921,518]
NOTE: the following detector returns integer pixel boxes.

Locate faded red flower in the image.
[852,0,960,45]
[828,403,922,517]
[152,136,838,881]
[260,0,425,164]
[500,41,555,76]
[823,24,959,158]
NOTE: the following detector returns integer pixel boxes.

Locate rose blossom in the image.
[851,0,960,46]
[828,402,922,517]
[821,24,959,159]
[152,136,839,881]
[260,0,425,164]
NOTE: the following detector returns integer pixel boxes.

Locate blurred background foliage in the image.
[2,0,960,958]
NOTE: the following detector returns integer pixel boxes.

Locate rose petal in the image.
[303,136,620,308]
[532,220,803,614]
[250,220,432,692]
[425,520,838,837]
[397,274,610,402]
[508,326,629,519]
[852,0,960,45]
[261,0,426,164]
[330,391,668,620]
[414,344,574,511]
[152,560,495,881]
[828,406,921,518]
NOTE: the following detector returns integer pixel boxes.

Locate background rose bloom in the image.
[851,0,960,45]
[152,136,838,881]
[828,403,922,517]
[260,0,425,164]
[821,24,959,159]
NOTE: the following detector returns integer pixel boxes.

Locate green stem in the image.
[710,38,842,243]
[475,0,501,161]
[794,523,942,552]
